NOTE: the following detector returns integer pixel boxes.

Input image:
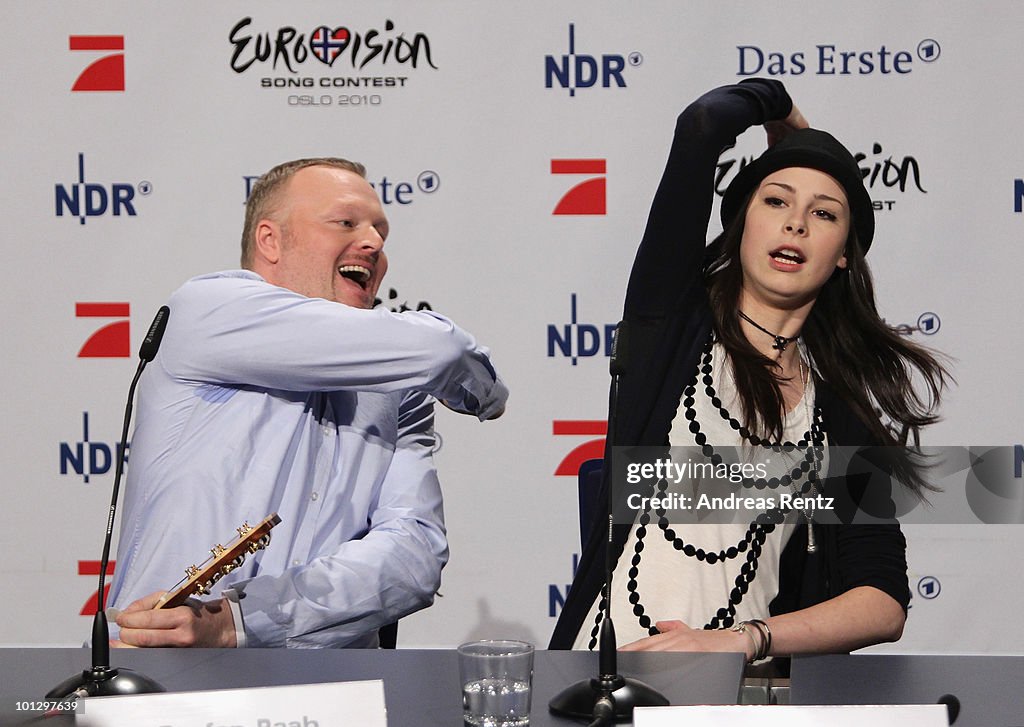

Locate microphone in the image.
[139,305,170,362]
[937,694,960,725]
[609,318,628,378]
[549,321,668,723]
[47,306,171,699]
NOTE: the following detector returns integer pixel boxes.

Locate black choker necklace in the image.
[738,310,797,352]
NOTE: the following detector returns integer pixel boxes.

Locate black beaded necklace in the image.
[686,341,823,492]
[586,485,782,646]
[586,336,825,647]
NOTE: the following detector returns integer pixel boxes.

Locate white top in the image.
[574,342,823,649]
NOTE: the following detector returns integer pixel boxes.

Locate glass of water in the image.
[458,640,534,727]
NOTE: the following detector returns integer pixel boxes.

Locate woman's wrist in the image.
[729,622,761,662]
[747,619,773,659]
[730,619,772,662]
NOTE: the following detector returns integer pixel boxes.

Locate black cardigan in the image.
[549,80,910,650]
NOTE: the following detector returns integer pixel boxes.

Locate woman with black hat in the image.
[549,79,949,660]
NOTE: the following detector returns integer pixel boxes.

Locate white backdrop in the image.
[2,0,1022,654]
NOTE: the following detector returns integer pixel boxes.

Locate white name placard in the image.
[634,704,948,727]
[75,679,387,727]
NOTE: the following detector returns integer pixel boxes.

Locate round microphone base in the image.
[47,666,165,699]
[549,674,669,721]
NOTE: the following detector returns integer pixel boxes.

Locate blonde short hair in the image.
[240,157,366,267]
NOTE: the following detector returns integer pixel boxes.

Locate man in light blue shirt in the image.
[108,158,507,648]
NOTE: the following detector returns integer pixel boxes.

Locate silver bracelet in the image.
[729,621,763,662]
[747,619,772,660]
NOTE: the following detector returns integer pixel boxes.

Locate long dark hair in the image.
[705,193,950,493]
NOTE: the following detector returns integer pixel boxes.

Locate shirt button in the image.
[311,492,319,501]
[292,560,301,566]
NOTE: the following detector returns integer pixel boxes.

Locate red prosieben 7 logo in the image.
[551,159,606,215]
[76,302,130,357]
[553,420,606,475]
[69,35,125,92]
[78,560,115,616]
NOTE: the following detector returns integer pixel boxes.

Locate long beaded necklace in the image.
[687,340,823,493]
[586,336,825,647]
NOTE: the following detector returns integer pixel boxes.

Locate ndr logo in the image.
[55,154,152,224]
[545,24,643,97]
[59,412,128,484]
[1015,179,1023,213]
[243,170,439,205]
[737,38,941,76]
[548,294,617,365]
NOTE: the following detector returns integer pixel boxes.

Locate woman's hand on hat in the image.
[765,103,809,146]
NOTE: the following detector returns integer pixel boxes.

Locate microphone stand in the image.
[548,321,668,723]
[47,307,170,699]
